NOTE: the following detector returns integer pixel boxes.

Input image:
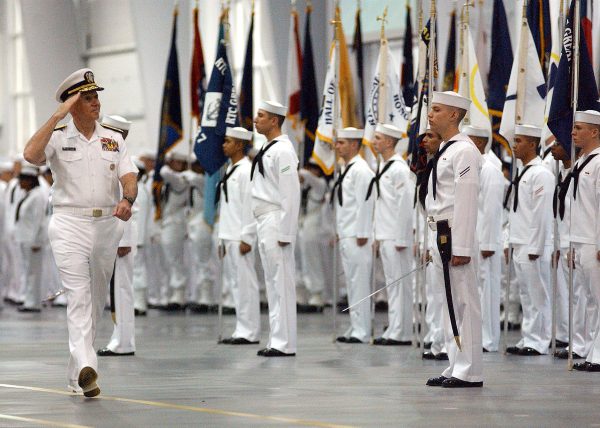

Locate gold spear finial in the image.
[377,6,388,40]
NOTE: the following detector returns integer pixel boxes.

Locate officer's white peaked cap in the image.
[462,125,490,138]
[574,110,600,125]
[432,91,471,111]
[338,127,364,140]
[55,68,104,103]
[102,115,131,132]
[225,126,253,141]
[375,123,404,140]
[515,124,542,138]
[258,100,287,117]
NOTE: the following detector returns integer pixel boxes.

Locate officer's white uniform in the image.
[507,154,554,354]
[426,129,483,383]
[335,152,375,343]
[160,162,190,306]
[251,130,300,354]
[44,120,137,388]
[372,152,414,342]
[219,151,261,341]
[476,150,505,351]
[14,168,47,310]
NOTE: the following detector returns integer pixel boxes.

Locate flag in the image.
[300,4,319,167]
[540,3,562,143]
[499,13,547,146]
[352,6,365,125]
[443,10,457,91]
[548,1,600,157]
[581,0,593,60]
[527,0,552,78]
[311,7,358,175]
[153,8,183,220]
[190,4,206,124]
[284,6,303,150]
[401,4,414,107]
[194,13,239,225]
[487,0,513,154]
[239,8,254,131]
[457,21,492,149]
[474,0,489,93]
[363,38,410,169]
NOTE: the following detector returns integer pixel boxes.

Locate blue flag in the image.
[527,0,552,79]
[401,4,414,107]
[153,10,182,219]
[443,11,457,91]
[300,5,318,167]
[239,12,254,131]
[487,0,512,155]
[548,1,600,158]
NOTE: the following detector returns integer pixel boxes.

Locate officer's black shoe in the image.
[442,377,483,388]
[258,348,295,357]
[426,375,447,386]
[422,351,436,360]
[573,362,592,371]
[554,340,569,348]
[554,349,583,359]
[97,347,134,357]
[221,337,259,345]
[134,309,147,316]
[435,352,449,360]
[17,306,41,313]
[518,347,542,356]
[506,346,521,355]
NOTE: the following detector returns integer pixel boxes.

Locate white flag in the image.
[284,8,303,151]
[363,41,410,170]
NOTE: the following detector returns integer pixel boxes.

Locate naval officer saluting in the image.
[24,69,138,397]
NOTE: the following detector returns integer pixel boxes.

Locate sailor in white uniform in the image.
[251,101,300,357]
[23,68,138,397]
[333,127,375,344]
[425,91,483,388]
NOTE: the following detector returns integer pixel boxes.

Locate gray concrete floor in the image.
[1,305,599,428]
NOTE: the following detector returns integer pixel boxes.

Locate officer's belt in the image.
[253,201,280,217]
[53,206,113,218]
[427,213,453,231]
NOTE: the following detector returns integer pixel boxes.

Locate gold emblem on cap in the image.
[84,71,95,83]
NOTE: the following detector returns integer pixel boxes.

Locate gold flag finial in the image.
[377,6,388,40]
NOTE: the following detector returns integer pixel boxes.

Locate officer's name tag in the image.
[61,147,76,151]
[101,137,119,152]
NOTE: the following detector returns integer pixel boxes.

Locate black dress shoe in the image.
[134,309,147,316]
[336,336,348,343]
[424,342,432,350]
[221,306,236,315]
[17,306,41,313]
[373,337,387,345]
[259,348,295,357]
[506,346,521,355]
[422,351,436,360]
[587,363,600,372]
[221,337,259,345]
[442,377,483,388]
[257,348,268,356]
[435,352,449,361]
[384,339,412,346]
[188,303,211,314]
[374,301,388,312]
[554,340,569,348]
[426,375,448,386]
[97,347,134,356]
[508,322,521,331]
[518,347,542,356]
[554,349,583,359]
[163,303,185,311]
[346,337,364,343]
[573,362,592,371]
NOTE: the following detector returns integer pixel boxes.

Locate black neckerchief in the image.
[572,153,598,200]
[251,140,278,180]
[553,170,572,220]
[365,160,395,200]
[432,141,456,200]
[15,189,34,222]
[503,165,532,212]
[215,164,240,204]
[330,162,355,206]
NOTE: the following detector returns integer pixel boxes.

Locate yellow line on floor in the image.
[0,383,353,428]
[0,413,91,428]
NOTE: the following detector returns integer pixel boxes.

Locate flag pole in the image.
[567,0,581,372]
[188,1,199,171]
[331,2,342,343]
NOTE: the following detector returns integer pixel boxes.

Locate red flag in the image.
[190,5,206,122]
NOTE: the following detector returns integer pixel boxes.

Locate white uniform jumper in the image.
[335,154,375,342]
[218,157,261,341]
[371,154,414,342]
[425,134,483,383]
[251,135,300,353]
[45,120,137,387]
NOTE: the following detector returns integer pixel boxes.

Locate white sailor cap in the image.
[375,123,404,140]
[462,125,490,138]
[337,127,364,140]
[166,151,190,162]
[102,115,131,132]
[515,124,542,139]
[574,110,600,125]
[258,100,287,117]
[20,163,39,177]
[431,91,471,111]
[131,156,145,170]
[0,161,13,172]
[225,126,253,141]
[139,150,156,160]
[55,68,104,103]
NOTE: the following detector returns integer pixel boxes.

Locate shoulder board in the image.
[53,124,67,132]
[100,124,125,136]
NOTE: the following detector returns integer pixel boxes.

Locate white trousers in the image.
[106,247,136,353]
[223,239,261,341]
[502,253,522,324]
[554,249,570,343]
[299,213,327,296]
[3,233,24,301]
[48,213,123,385]
[380,240,412,341]
[513,244,552,353]
[20,243,44,309]
[188,220,214,304]
[568,247,594,357]
[478,251,501,351]
[256,209,297,353]
[573,243,600,364]
[339,237,372,343]
[132,246,148,311]
[146,237,168,306]
[161,220,187,302]
[425,244,446,354]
